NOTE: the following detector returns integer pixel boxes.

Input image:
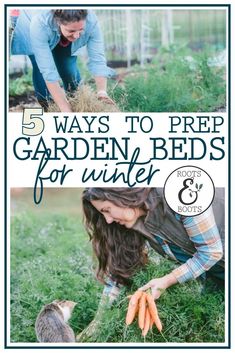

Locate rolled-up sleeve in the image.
[103,277,122,303]
[86,19,116,78]
[30,18,60,82]
[172,207,223,283]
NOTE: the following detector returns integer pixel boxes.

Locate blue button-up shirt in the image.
[11,10,116,82]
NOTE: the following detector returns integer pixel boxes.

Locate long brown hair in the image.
[82,188,153,285]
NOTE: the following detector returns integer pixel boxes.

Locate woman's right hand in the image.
[46,81,73,112]
[76,294,111,342]
[76,319,99,342]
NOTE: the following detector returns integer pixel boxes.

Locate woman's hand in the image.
[97,91,116,105]
[76,318,99,342]
[95,76,116,106]
[46,81,73,112]
[76,294,111,342]
[138,273,178,300]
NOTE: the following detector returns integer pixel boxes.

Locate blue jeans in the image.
[29,42,81,108]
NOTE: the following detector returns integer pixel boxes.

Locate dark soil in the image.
[9,93,38,111]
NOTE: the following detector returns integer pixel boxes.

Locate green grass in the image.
[11,211,103,343]
[110,47,226,112]
[10,189,225,343]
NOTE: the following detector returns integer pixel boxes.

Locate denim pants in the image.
[28,42,81,107]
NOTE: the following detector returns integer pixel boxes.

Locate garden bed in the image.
[9,48,226,113]
[10,189,225,343]
[9,92,38,111]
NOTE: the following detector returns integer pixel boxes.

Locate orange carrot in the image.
[138,292,147,330]
[149,314,154,329]
[130,290,143,306]
[125,290,143,325]
[142,307,151,337]
[146,293,162,332]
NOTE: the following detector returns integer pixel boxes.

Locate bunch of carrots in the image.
[125,290,162,337]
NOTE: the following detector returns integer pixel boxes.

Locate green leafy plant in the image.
[110,47,226,112]
[10,189,224,343]
[9,70,33,96]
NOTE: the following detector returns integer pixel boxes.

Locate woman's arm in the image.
[139,207,223,299]
[76,278,121,342]
[102,276,122,303]
[94,76,116,105]
[86,13,115,79]
[46,81,72,112]
[76,293,110,342]
[86,13,116,105]
[94,76,107,92]
[171,207,223,283]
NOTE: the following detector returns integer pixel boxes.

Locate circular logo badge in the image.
[164,165,215,217]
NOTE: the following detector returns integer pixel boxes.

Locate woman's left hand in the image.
[138,273,178,300]
[97,91,116,105]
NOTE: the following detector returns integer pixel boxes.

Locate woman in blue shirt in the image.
[11,10,116,111]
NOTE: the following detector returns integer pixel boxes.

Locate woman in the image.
[83,187,224,297]
[78,187,224,340]
[10,9,116,111]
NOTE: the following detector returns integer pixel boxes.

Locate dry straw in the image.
[48,85,120,112]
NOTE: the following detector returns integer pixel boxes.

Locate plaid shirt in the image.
[103,206,223,301]
[171,207,223,283]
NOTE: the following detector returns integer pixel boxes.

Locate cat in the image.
[35,300,77,342]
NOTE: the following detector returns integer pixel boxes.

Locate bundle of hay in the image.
[48,85,120,112]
